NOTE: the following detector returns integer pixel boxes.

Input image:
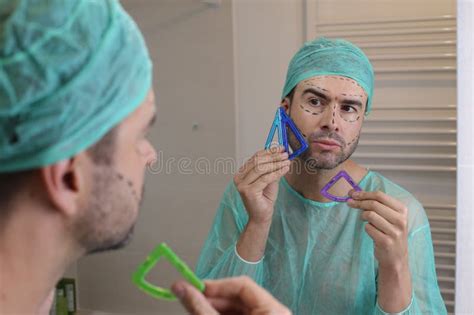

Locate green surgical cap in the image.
[282,37,374,114]
[0,0,153,173]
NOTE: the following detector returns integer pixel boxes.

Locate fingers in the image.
[172,281,219,315]
[348,190,408,243]
[240,150,288,182]
[348,191,407,231]
[347,198,401,226]
[239,147,286,174]
[250,164,290,192]
[349,190,408,215]
[364,222,388,245]
[245,159,291,186]
[360,210,398,237]
[207,297,245,313]
[235,148,289,185]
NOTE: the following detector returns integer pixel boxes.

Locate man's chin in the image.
[300,151,339,169]
[307,161,339,171]
[86,225,135,255]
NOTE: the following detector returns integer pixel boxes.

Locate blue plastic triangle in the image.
[264,107,308,160]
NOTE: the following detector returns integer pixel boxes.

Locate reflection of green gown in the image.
[196,171,447,314]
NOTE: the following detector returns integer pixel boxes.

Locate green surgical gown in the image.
[196,170,447,315]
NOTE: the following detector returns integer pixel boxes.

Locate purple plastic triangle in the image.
[320,170,362,202]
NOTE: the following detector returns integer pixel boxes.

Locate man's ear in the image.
[281,98,291,114]
[40,157,83,217]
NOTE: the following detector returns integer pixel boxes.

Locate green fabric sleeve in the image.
[195,182,264,284]
[373,225,447,315]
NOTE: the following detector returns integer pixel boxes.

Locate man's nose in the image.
[146,144,158,167]
[319,103,340,132]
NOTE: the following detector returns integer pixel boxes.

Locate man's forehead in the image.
[144,90,156,107]
[140,90,157,115]
[297,76,366,95]
[121,90,156,126]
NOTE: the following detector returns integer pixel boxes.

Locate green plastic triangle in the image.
[132,243,205,301]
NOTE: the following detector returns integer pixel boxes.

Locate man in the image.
[196,38,447,314]
[0,1,290,314]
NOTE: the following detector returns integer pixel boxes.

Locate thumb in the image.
[172,281,218,315]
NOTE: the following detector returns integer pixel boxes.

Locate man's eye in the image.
[342,105,357,113]
[309,98,322,106]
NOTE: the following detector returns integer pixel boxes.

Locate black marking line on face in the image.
[347,135,360,146]
[307,85,329,94]
[116,171,140,202]
[300,103,321,116]
[348,80,362,89]
[340,113,362,124]
[302,133,307,138]
[302,82,329,94]
[343,94,363,99]
[301,79,324,88]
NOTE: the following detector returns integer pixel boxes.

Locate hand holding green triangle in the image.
[132,243,205,301]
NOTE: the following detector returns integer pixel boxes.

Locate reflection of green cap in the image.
[0,0,153,173]
[282,37,374,115]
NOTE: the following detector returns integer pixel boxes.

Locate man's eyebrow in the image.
[303,87,364,108]
[340,98,363,108]
[302,88,329,101]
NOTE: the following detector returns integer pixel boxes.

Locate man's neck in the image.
[0,204,80,314]
[284,159,368,203]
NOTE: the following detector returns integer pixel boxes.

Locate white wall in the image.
[456,0,474,313]
[233,0,305,163]
[76,1,236,314]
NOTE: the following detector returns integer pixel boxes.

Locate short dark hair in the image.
[285,87,296,105]
[0,127,117,214]
[87,126,117,165]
